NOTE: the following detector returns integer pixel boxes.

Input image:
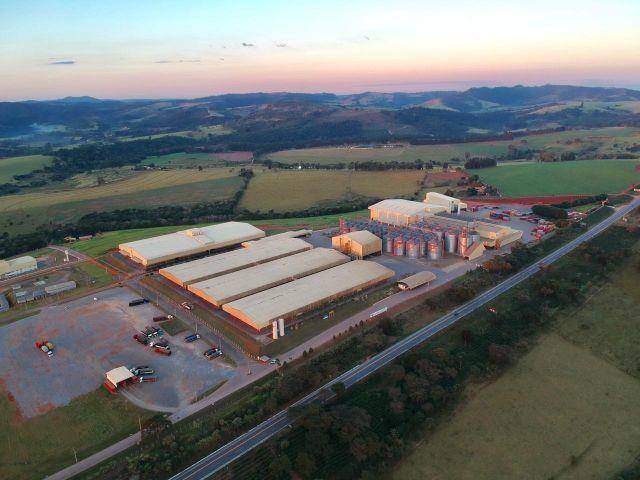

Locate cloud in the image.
[154,60,171,64]
[363,35,370,41]
[276,43,288,48]
[154,59,201,64]
[242,42,255,47]
[48,60,75,65]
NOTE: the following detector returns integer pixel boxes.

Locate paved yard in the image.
[0,287,235,417]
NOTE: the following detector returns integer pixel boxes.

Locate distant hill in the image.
[1,84,639,145]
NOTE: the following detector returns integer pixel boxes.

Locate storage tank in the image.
[444,231,458,254]
[406,240,419,259]
[458,234,470,256]
[428,240,442,260]
[384,235,394,254]
[418,237,427,257]
[433,229,444,243]
[393,237,405,256]
[470,231,481,245]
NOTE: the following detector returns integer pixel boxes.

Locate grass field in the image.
[476,159,640,196]
[393,333,640,480]
[239,170,425,212]
[266,127,640,165]
[0,155,52,183]
[72,210,368,257]
[0,388,151,480]
[0,169,243,233]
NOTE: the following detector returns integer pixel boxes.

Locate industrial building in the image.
[369,199,443,226]
[0,256,37,278]
[45,281,77,295]
[241,229,312,247]
[424,191,468,213]
[397,271,436,290]
[331,230,382,259]
[160,237,312,287]
[119,222,265,267]
[223,260,394,331]
[188,248,350,307]
[0,294,9,313]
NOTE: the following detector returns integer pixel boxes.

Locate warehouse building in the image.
[160,237,312,287]
[223,260,394,331]
[241,229,312,247]
[119,222,265,267]
[0,256,37,278]
[397,271,436,290]
[369,199,446,226]
[331,230,382,259]
[0,294,9,313]
[424,191,467,213]
[45,281,77,295]
[188,248,350,307]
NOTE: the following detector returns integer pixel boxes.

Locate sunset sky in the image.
[2,0,639,100]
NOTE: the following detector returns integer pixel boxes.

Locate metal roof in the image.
[398,271,436,290]
[223,260,394,330]
[106,366,134,386]
[188,248,349,306]
[242,229,312,246]
[368,199,429,216]
[119,222,265,266]
[159,237,312,286]
[335,230,380,246]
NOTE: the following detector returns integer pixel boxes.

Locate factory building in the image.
[223,261,394,331]
[159,237,312,287]
[397,271,436,290]
[331,230,382,259]
[424,191,467,213]
[188,248,350,307]
[369,199,446,226]
[241,229,312,247]
[0,256,37,278]
[119,222,265,267]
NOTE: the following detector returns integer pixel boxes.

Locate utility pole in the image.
[72,447,78,463]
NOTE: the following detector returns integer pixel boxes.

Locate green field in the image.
[72,210,368,257]
[266,127,640,165]
[393,333,640,480]
[0,388,151,480]
[0,169,243,234]
[240,169,425,212]
[0,155,53,183]
[476,159,640,196]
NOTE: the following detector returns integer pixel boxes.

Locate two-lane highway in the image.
[171,198,639,480]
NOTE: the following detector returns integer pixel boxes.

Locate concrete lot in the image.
[0,287,235,417]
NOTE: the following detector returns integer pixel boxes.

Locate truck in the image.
[129,298,149,307]
[153,314,174,322]
[153,345,172,356]
[35,340,54,357]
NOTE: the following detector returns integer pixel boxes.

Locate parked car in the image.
[149,338,169,348]
[184,333,201,343]
[131,367,154,376]
[269,358,281,365]
[204,348,222,359]
[143,326,163,337]
[153,345,172,356]
[128,298,150,307]
[35,340,54,357]
[133,333,149,345]
[153,315,174,322]
[180,302,193,311]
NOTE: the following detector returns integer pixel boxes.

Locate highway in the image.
[170,197,640,480]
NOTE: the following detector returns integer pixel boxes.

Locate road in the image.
[170,198,640,480]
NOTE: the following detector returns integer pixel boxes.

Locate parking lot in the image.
[0,287,235,417]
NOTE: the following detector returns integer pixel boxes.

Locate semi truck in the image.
[129,298,149,307]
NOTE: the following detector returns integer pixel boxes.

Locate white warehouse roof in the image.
[188,248,350,307]
[369,199,429,216]
[119,222,265,267]
[223,260,394,331]
[159,237,312,287]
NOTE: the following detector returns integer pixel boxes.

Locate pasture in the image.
[239,169,425,212]
[393,333,640,480]
[0,169,243,233]
[476,159,640,196]
[266,127,640,165]
[0,154,52,183]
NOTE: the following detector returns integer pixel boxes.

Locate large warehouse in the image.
[188,248,350,307]
[0,255,37,278]
[368,199,446,226]
[331,230,382,259]
[222,260,394,331]
[424,191,467,213]
[159,237,312,287]
[119,222,265,267]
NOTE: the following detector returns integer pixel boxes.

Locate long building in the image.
[368,199,446,226]
[223,260,394,331]
[119,222,265,267]
[0,255,37,278]
[188,248,350,307]
[159,237,312,287]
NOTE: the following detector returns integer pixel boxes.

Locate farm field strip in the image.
[0,154,53,183]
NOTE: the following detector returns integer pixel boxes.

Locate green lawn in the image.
[0,154,52,183]
[477,159,640,196]
[0,388,151,480]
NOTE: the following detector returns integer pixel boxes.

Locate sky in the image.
[1,0,639,100]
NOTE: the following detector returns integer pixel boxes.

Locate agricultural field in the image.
[0,388,150,480]
[393,333,640,480]
[0,154,53,183]
[239,169,425,212]
[141,150,253,167]
[476,159,640,196]
[0,169,243,234]
[266,127,640,165]
[120,124,232,142]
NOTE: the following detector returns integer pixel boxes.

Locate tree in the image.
[295,452,316,478]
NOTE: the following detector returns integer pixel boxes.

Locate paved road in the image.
[170,198,640,480]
